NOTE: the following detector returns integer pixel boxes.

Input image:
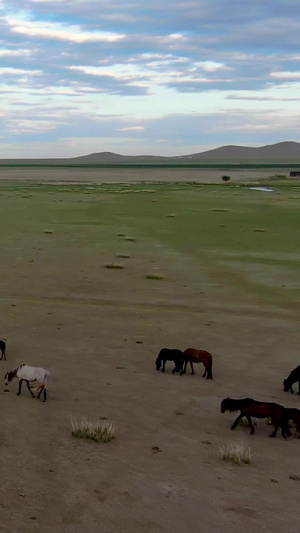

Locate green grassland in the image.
[1,182,299,318]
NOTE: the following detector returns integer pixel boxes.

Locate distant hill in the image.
[1,141,300,165]
[179,141,300,161]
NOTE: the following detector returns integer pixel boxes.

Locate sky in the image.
[1,0,300,158]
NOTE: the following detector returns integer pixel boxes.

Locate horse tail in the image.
[44,370,51,384]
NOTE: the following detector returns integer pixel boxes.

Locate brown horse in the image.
[182,348,213,379]
[220,397,289,438]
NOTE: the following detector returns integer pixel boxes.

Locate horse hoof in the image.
[269,434,275,438]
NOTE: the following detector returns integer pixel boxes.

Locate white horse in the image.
[4,364,51,401]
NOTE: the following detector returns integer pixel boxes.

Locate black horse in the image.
[0,340,6,360]
[220,397,289,438]
[155,348,185,374]
[283,366,300,394]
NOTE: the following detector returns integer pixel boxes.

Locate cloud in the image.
[0,0,300,156]
[270,71,300,79]
[226,94,300,101]
[4,16,125,43]
[0,48,32,57]
[0,67,41,75]
[117,126,145,131]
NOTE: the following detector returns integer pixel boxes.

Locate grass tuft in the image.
[219,442,252,465]
[104,263,125,269]
[116,254,131,258]
[71,417,116,443]
[145,274,165,280]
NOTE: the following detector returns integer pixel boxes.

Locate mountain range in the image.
[1,141,300,165]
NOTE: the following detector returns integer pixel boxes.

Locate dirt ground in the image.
[0,165,291,184]
[1,169,300,533]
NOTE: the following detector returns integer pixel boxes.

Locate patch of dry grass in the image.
[71,417,116,443]
[219,442,252,465]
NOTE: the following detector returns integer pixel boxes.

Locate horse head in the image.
[155,357,162,371]
[283,379,291,392]
[220,397,230,413]
[4,371,12,385]
[4,368,18,385]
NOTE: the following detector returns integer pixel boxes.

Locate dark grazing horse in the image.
[283,366,300,394]
[220,397,289,438]
[155,348,185,374]
[0,340,6,360]
[182,348,213,379]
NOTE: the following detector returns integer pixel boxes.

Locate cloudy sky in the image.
[1,0,300,158]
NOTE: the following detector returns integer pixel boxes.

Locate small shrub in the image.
[222,175,231,182]
[116,254,131,258]
[124,237,136,241]
[104,263,125,269]
[219,443,252,465]
[71,417,115,443]
[145,274,165,280]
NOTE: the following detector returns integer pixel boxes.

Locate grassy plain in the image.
[1,173,300,532]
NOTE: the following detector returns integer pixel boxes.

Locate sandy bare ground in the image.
[1,174,300,533]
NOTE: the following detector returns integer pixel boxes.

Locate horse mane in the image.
[11,363,25,375]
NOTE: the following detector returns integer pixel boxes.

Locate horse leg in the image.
[246,415,255,434]
[297,381,300,395]
[37,385,45,400]
[172,364,177,374]
[190,361,194,375]
[26,380,35,398]
[269,421,280,438]
[161,360,166,373]
[231,413,243,430]
[202,366,207,378]
[17,379,23,396]
[43,388,47,402]
[280,423,290,439]
[281,419,291,438]
[181,360,187,375]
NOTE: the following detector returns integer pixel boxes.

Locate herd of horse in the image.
[2,337,300,436]
[156,348,300,439]
[155,347,213,378]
